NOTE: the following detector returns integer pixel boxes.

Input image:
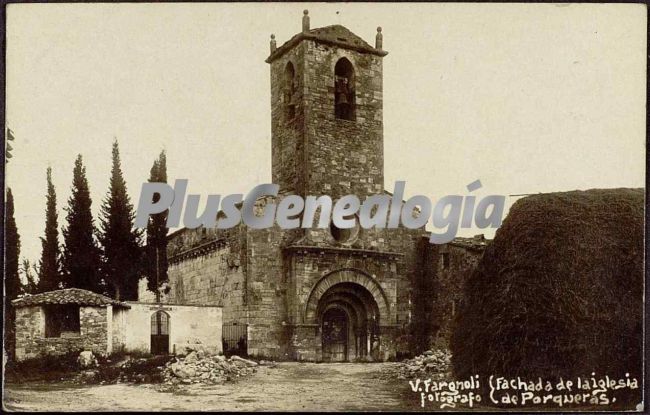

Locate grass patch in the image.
[4,349,84,383]
[91,354,175,384]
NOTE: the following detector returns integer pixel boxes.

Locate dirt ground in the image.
[3,362,425,412]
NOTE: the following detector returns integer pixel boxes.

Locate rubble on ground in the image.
[162,351,275,385]
[397,349,452,379]
[78,351,98,369]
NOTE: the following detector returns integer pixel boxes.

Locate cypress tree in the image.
[21,258,38,294]
[145,150,169,297]
[5,188,21,299]
[61,155,103,292]
[37,166,62,292]
[5,188,21,360]
[99,140,142,300]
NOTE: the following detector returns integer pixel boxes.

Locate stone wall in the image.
[270,42,308,196]
[167,225,247,325]
[112,306,127,353]
[244,225,291,359]
[14,305,112,361]
[413,237,487,351]
[291,325,320,361]
[166,198,294,360]
[431,242,485,347]
[411,238,439,354]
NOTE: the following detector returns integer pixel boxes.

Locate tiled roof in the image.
[267,25,387,63]
[309,25,375,50]
[12,288,130,308]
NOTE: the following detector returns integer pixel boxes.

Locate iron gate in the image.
[222,322,248,357]
[151,311,170,355]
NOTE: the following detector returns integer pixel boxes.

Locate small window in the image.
[334,58,355,121]
[441,253,450,269]
[44,305,80,337]
[284,62,297,121]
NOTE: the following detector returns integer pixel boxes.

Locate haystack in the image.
[451,188,643,385]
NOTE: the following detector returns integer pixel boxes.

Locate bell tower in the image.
[266,10,388,199]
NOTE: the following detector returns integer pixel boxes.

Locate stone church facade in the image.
[165,12,487,362]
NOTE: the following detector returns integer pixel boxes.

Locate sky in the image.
[5,3,647,267]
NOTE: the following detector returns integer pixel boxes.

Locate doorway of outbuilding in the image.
[150,311,169,355]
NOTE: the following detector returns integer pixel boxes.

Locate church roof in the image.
[422,234,490,251]
[448,235,490,251]
[266,24,388,63]
[12,288,131,308]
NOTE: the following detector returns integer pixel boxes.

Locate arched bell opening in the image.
[334,57,355,121]
[317,282,380,362]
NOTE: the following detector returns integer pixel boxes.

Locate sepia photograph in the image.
[2,2,646,412]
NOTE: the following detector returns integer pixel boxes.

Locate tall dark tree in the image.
[38,167,62,292]
[144,150,169,298]
[21,258,38,294]
[61,155,103,292]
[99,140,142,300]
[5,188,21,360]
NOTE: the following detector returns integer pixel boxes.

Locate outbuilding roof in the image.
[11,288,131,308]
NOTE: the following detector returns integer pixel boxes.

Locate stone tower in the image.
[266,10,388,200]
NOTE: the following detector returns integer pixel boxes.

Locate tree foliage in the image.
[21,258,38,294]
[61,155,103,292]
[5,188,21,300]
[144,150,169,296]
[38,167,62,292]
[5,187,21,360]
[99,140,142,300]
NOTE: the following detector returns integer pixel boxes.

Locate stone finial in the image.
[302,10,310,32]
[375,26,383,50]
[270,34,277,53]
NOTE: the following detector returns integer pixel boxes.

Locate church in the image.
[165,11,487,362]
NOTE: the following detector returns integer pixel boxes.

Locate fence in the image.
[222,322,248,357]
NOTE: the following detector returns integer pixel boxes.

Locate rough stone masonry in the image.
[165,10,487,361]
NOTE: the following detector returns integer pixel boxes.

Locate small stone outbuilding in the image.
[12,288,128,361]
[12,288,223,361]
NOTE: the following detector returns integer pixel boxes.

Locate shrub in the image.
[4,349,84,382]
[451,189,643,406]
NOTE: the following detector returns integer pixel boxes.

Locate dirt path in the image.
[4,362,424,411]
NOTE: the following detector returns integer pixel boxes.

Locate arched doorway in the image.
[318,282,381,362]
[151,311,170,355]
[304,269,392,362]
